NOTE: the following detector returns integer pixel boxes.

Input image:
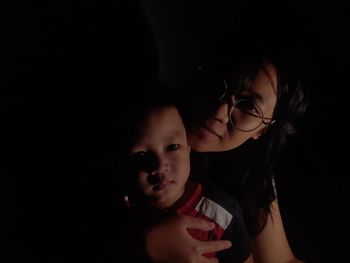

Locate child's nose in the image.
[153,156,169,174]
[134,152,158,173]
[148,156,169,181]
[148,172,163,184]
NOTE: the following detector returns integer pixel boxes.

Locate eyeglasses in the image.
[229,98,275,132]
[192,67,275,132]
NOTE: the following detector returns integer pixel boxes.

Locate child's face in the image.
[128,107,191,209]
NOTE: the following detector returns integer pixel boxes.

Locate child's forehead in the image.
[130,108,186,145]
[142,108,184,133]
[145,106,181,123]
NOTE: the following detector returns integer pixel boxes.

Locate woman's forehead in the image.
[244,62,278,97]
[260,61,278,94]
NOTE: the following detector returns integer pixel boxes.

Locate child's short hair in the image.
[122,83,182,151]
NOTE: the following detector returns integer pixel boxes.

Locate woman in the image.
[144,43,307,263]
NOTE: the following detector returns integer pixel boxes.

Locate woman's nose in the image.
[213,103,229,124]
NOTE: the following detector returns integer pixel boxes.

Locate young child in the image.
[121,85,252,263]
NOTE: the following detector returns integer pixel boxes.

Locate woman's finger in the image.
[197,239,232,254]
[203,257,219,263]
[181,215,216,231]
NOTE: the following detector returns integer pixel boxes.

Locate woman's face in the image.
[188,62,278,152]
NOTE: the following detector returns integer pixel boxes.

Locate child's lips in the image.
[153,180,171,191]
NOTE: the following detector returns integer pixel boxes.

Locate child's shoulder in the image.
[197,178,243,222]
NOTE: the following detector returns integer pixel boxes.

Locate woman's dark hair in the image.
[243,55,307,234]
[186,40,308,236]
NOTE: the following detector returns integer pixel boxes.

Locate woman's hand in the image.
[145,215,232,263]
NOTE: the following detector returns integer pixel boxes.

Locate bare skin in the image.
[250,200,304,263]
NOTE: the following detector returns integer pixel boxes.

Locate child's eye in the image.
[130,151,146,157]
[128,151,157,172]
[128,151,146,163]
[166,144,180,151]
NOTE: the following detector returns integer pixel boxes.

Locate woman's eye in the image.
[243,102,256,112]
[167,144,180,151]
[236,98,259,114]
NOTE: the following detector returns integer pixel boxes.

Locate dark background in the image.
[2,0,348,262]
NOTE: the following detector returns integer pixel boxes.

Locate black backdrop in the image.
[3,1,348,262]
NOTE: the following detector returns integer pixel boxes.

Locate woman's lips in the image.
[201,126,222,139]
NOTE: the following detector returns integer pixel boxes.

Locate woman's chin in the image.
[190,139,220,152]
[189,129,220,152]
[190,136,243,153]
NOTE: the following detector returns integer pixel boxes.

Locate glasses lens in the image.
[229,99,263,132]
[192,69,227,103]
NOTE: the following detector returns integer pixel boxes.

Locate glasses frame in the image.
[217,74,276,132]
